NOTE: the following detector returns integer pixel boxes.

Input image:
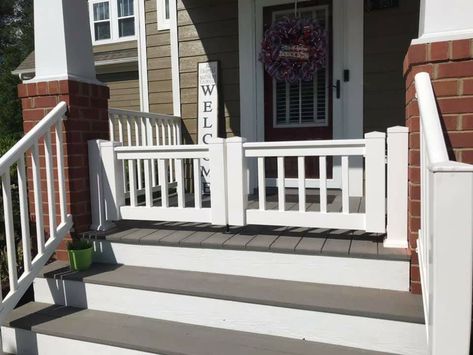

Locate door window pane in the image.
[272,6,328,127]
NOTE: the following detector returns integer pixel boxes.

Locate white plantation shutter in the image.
[273,6,329,127]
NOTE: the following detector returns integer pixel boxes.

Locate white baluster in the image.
[31,143,45,254]
[128,159,137,207]
[193,158,202,209]
[319,156,327,213]
[55,121,67,223]
[258,157,266,211]
[2,173,18,291]
[17,156,32,273]
[134,117,143,190]
[175,158,185,208]
[277,157,285,211]
[298,156,306,212]
[342,156,349,214]
[158,159,169,208]
[44,132,57,238]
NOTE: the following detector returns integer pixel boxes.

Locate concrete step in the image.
[83,223,410,291]
[2,302,390,355]
[33,261,426,354]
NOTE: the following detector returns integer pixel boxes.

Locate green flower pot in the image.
[68,246,93,271]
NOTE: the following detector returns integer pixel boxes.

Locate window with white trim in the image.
[157,0,170,30]
[273,6,329,127]
[89,0,137,44]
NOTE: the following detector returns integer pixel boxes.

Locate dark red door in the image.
[263,1,333,179]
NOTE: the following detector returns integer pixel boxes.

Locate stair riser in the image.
[91,240,410,291]
[34,278,427,355]
[1,327,155,355]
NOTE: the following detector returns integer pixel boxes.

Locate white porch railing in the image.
[108,108,181,194]
[0,102,72,323]
[415,72,473,355]
[92,126,408,242]
[226,135,387,232]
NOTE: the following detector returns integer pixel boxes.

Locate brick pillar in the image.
[17,80,110,260]
[404,39,473,293]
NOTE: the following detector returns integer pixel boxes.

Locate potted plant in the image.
[67,239,93,271]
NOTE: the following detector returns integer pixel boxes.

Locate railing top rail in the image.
[109,107,180,122]
[243,138,366,149]
[414,72,450,165]
[115,144,208,153]
[0,101,67,176]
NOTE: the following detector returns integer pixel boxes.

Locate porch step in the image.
[83,222,410,291]
[2,302,388,355]
[32,261,426,354]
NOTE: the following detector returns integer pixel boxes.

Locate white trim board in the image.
[90,240,410,291]
[33,278,426,355]
[170,0,181,116]
[1,327,154,355]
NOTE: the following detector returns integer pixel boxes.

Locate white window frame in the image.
[157,0,171,30]
[89,0,138,45]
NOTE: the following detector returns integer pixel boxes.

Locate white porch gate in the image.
[91,124,409,245]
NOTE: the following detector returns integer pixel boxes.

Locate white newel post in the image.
[226,137,248,226]
[208,138,228,225]
[385,126,409,248]
[364,132,386,233]
[89,140,125,231]
[429,163,473,355]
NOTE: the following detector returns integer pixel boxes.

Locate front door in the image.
[263,1,333,180]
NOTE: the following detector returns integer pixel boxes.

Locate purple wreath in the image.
[259,16,327,83]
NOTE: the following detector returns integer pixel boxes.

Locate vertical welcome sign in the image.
[197,61,219,194]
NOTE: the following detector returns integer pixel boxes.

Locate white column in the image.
[415,0,473,44]
[31,0,97,83]
[208,138,228,226]
[385,126,409,248]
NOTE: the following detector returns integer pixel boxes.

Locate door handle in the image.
[332,80,341,99]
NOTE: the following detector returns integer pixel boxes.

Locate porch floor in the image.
[85,187,407,261]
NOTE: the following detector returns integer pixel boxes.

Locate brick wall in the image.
[404,39,473,293]
[18,80,110,260]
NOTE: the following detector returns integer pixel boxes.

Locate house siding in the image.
[146,0,174,115]
[98,71,141,110]
[177,0,240,143]
[363,0,420,133]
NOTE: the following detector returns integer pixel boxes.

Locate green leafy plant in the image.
[67,239,92,251]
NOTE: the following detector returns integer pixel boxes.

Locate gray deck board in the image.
[84,221,410,261]
[180,231,215,247]
[270,236,302,253]
[201,232,236,248]
[38,261,425,324]
[5,302,390,355]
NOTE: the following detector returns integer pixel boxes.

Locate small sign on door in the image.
[197,61,219,194]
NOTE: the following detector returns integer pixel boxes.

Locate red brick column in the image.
[17,80,110,260]
[404,39,473,293]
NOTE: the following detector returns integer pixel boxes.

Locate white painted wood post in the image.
[208,138,228,225]
[385,126,409,248]
[226,137,248,226]
[89,140,124,231]
[364,131,386,233]
[429,163,473,355]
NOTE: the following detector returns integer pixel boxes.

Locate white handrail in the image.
[415,72,473,355]
[0,102,67,175]
[415,72,449,165]
[0,101,73,324]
